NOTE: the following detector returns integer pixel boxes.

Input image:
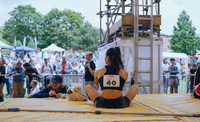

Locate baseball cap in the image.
[50,75,62,83]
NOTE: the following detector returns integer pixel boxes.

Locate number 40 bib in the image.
[103,75,120,87]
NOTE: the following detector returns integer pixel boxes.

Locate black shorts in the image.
[0,77,5,85]
[94,96,130,109]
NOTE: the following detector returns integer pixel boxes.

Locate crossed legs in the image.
[85,85,138,103]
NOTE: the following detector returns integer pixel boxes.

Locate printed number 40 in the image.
[106,80,116,85]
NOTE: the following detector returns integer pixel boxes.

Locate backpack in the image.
[42,64,53,72]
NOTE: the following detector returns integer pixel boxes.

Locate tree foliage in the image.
[0,32,10,45]
[72,22,100,53]
[16,40,22,46]
[2,5,43,45]
[2,5,101,53]
[170,10,200,55]
[37,8,84,49]
[27,38,35,48]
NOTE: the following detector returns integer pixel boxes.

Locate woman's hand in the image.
[56,93,62,98]
[93,84,98,91]
[49,90,56,96]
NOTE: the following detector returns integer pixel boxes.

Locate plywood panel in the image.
[122,14,161,26]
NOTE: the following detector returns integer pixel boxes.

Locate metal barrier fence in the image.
[2,74,86,97]
[40,74,85,95]
[163,75,192,94]
[2,74,194,98]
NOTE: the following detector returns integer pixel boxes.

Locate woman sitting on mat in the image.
[32,75,67,98]
[85,47,138,108]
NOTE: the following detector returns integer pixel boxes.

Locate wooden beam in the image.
[122,14,161,25]
[109,19,122,36]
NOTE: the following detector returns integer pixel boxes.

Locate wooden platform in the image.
[0,94,199,121]
[109,14,161,37]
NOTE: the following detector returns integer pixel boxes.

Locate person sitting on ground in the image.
[32,75,67,98]
[26,80,40,98]
[85,47,138,108]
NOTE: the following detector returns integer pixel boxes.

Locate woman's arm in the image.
[94,71,99,91]
[32,88,50,98]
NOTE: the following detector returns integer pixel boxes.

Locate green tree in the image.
[170,10,200,55]
[2,5,43,45]
[16,40,22,46]
[72,22,100,53]
[0,32,10,45]
[27,38,35,48]
[38,8,84,49]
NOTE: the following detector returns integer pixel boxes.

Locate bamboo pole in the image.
[0,108,200,117]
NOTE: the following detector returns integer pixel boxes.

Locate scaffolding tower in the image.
[97,0,162,94]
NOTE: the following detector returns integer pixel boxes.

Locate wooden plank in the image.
[109,19,122,36]
[122,14,161,26]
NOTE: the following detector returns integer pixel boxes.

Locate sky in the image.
[0,0,200,36]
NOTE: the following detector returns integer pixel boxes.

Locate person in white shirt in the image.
[41,58,53,87]
[35,61,42,74]
[26,80,40,98]
[162,59,169,93]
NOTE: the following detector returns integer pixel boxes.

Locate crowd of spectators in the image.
[0,52,97,98]
[162,58,198,94]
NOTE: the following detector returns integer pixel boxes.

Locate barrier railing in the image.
[163,74,192,94]
[40,74,85,95]
[2,73,194,98]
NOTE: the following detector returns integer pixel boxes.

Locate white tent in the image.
[0,40,13,49]
[163,52,188,64]
[42,43,65,52]
[163,52,188,59]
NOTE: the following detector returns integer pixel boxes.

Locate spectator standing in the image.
[35,61,42,74]
[41,58,53,87]
[5,60,11,96]
[56,56,73,74]
[10,62,24,98]
[8,61,17,97]
[168,58,179,93]
[0,58,5,97]
[29,60,35,68]
[188,64,197,93]
[185,63,192,93]
[83,52,96,87]
[53,61,59,74]
[23,63,39,94]
[162,59,169,93]
[72,62,79,72]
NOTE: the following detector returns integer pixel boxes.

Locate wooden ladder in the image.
[133,0,154,94]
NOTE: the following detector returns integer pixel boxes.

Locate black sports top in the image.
[98,65,126,90]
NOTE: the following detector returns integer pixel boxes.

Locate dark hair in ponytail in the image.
[106,47,124,73]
